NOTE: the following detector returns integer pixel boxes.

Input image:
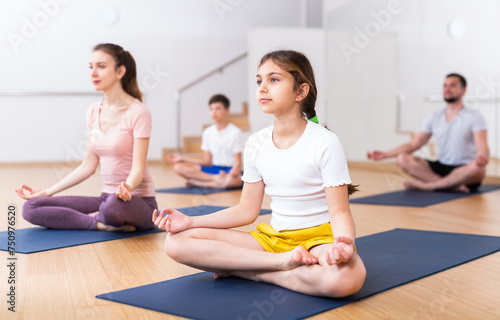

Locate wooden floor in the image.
[1,162,500,320]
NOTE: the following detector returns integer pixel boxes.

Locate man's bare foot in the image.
[403,180,433,191]
[96,221,136,232]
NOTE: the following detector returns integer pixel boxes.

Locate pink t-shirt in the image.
[86,99,155,197]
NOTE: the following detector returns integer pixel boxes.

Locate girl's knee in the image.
[164,232,187,262]
[324,255,366,298]
[164,229,200,262]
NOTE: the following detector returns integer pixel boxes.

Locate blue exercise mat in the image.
[156,185,242,195]
[0,227,163,254]
[350,184,500,207]
[177,205,271,217]
[96,228,500,320]
[0,206,270,254]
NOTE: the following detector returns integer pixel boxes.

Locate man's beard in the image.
[444,96,459,103]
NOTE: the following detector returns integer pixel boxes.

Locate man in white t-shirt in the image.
[167,94,244,188]
[367,73,489,192]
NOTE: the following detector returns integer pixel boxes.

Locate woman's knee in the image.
[98,196,128,224]
[21,199,41,223]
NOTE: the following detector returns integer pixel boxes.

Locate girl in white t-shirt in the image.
[153,50,365,298]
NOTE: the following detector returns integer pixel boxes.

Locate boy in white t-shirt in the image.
[167,94,244,188]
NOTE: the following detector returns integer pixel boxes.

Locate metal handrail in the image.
[0,91,101,96]
[174,52,248,152]
[425,95,500,103]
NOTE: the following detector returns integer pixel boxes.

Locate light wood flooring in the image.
[1,162,500,320]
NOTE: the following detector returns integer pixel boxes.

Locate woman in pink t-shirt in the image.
[15,43,157,231]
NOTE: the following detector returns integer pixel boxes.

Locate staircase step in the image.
[183,136,203,153]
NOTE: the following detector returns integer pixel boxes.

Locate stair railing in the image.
[174,52,248,152]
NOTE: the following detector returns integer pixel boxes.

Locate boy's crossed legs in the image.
[173,162,242,189]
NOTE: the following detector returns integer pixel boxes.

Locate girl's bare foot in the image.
[96,221,136,232]
[214,246,317,280]
[284,246,318,270]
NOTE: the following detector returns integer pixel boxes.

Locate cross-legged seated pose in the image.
[153,50,366,298]
[16,43,157,231]
[166,94,244,189]
[367,73,489,192]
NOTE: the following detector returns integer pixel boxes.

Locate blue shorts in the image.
[201,165,232,175]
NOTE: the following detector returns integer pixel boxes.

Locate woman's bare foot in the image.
[96,221,136,232]
[214,271,232,279]
[451,184,470,193]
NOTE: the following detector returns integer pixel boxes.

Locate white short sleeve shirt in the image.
[242,121,352,231]
[201,123,244,167]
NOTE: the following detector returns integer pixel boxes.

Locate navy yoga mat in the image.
[177,205,271,217]
[0,206,270,254]
[156,185,242,195]
[350,185,500,207]
[0,227,163,254]
[96,228,500,320]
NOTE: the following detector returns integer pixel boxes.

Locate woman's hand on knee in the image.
[15,184,48,200]
[115,182,132,201]
[152,208,192,233]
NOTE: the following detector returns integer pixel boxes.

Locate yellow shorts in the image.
[250,223,334,253]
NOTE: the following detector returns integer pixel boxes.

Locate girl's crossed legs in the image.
[164,227,366,298]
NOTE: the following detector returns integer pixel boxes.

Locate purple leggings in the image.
[22,193,157,230]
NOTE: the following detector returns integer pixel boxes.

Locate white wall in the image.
[179,57,247,139]
[325,0,500,159]
[247,27,326,133]
[0,0,306,162]
[327,30,408,161]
